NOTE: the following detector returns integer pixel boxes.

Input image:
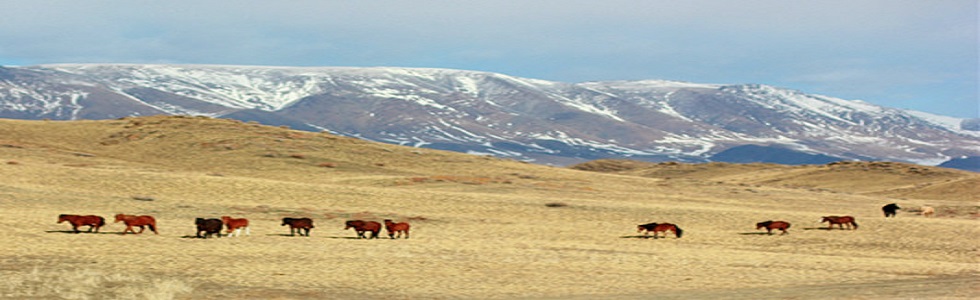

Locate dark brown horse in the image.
[57,214,105,233]
[221,216,250,237]
[195,218,223,239]
[882,203,900,218]
[637,222,683,239]
[756,220,791,235]
[281,217,314,236]
[114,214,158,234]
[345,220,382,239]
[383,219,410,239]
[821,216,858,230]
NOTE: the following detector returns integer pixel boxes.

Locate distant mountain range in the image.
[1,64,977,169]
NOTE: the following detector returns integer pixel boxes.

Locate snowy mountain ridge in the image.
[1,63,977,166]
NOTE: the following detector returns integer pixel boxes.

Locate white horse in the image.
[920,206,935,218]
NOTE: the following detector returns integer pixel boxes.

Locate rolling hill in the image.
[0,116,976,299]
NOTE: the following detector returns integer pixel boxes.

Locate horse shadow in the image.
[737,232,773,236]
[45,230,119,235]
[619,235,658,239]
[803,227,832,231]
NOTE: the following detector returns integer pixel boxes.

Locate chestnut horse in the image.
[756,220,791,235]
[221,216,250,237]
[114,214,158,234]
[345,220,381,239]
[57,214,105,233]
[281,217,314,236]
[383,219,410,239]
[637,222,683,239]
[821,216,858,230]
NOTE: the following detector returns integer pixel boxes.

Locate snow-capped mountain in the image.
[1,64,977,166]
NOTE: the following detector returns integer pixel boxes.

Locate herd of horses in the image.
[57,203,933,239]
[636,203,933,238]
[57,213,411,239]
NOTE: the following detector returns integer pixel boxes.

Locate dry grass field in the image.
[0,116,976,299]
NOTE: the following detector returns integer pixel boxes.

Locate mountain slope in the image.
[1,64,977,166]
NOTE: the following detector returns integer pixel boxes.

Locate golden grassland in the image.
[0,116,977,299]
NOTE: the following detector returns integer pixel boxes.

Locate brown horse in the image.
[114,214,158,234]
[383,219,410,239]
[57,214,105,233]
[221,216,250,237]
[756,220,791,235]
[821,216,858,230]
[281,217,314,236]
[345,220,382,239]
[637,222,683,239]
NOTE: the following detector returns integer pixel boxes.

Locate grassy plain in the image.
[0,116,976,299]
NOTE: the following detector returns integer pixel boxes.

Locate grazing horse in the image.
[221,216,250,237]
[821,216,858,230]
[637,222,683,239]
[57,214,105,233]
[114,214,158,234]
[383,219,410,239]
[281,217,314,236]
[345,220,382,239]
[756,220,791,235]
[921,206,935,217]
[195,218,223,238]
[882,203,900,218]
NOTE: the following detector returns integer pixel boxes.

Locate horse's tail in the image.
[674,226,683,238]
[148,222,158,234]
[97,216,106,227]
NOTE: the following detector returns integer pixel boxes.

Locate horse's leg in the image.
[245,227,250,236]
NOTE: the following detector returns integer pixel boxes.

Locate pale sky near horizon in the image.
[1,0,977,118]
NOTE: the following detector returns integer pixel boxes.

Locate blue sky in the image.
[1,1,976,118]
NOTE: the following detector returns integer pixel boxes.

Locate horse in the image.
[383,219,410,239]
[345,220,382,239]
[195,218,223,239]
[637,222,683,239]
[221,216,250,237]
[921,206,935,217]
[281,217,314,236]
[882,203,900,218]
[57,214,105,233]
[821,216,858,230]
[756,220,791,235]
[114,214,158,234]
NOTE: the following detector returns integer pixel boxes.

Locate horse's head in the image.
[114,214,126,223]
[57,214,68,223]
[281,218,292,226]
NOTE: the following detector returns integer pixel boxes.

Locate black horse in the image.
[882,203,900,218]
[195,218,223,238]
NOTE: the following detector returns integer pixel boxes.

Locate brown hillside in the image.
[0,117,976,299]
[571,159,979,202]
